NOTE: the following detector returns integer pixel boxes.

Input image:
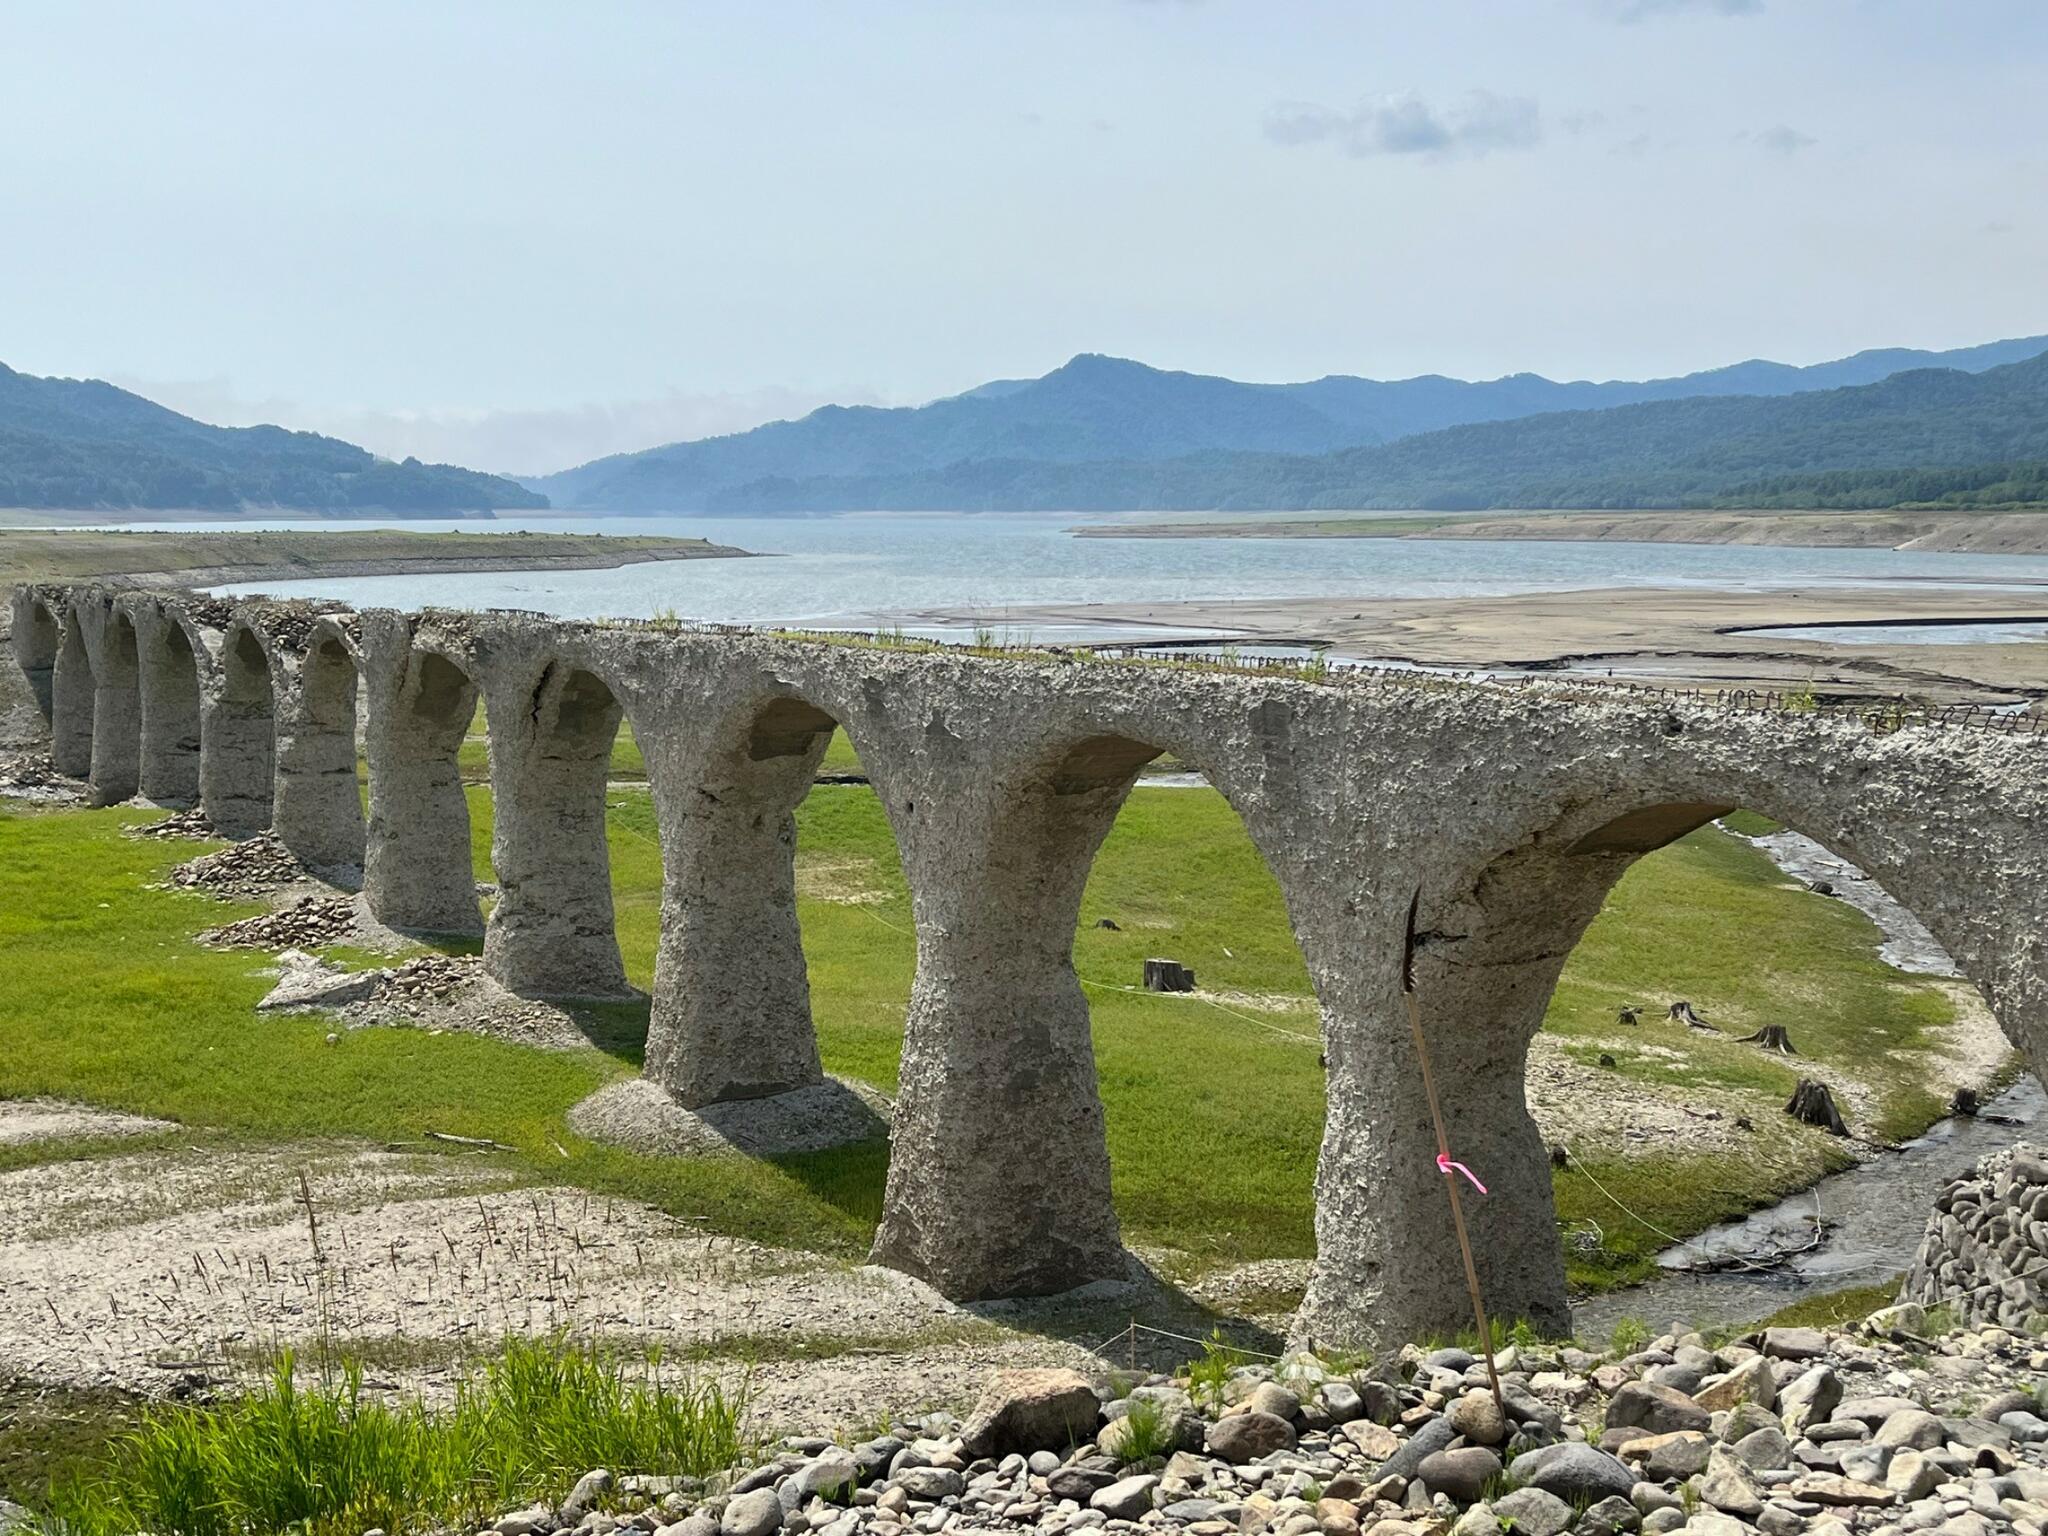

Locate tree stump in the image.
[1950,1086,1980,1117]
[1616,1005,1641,1027]
[1786,1078,1848,1136]
[1668,1000,1712,1029]
[1143,957,1195,993]
[1738,1025,1798,1055]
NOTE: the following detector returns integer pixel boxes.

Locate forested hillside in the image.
[0,364,546,512]
[674,352,2048,513]
[535,336,2048,511]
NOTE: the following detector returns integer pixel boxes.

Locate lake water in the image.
[142,511,2048,635]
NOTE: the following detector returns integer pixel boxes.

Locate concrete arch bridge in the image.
[10,582,2046,1350]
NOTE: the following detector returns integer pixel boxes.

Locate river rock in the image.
[892,1467,962,1501]
[1375,1415,1455,1481]
[1778,1366,1843,1434]
[1088,1474,1157,1519]
[720,1489,784,1536]
[1608,1383,1712,1436]
[1493,1488,1574,1536]
[1044,1465,1116,1501]
[1695,1355,1776,1413]
[1206,1410,1296,1463]
[1580,1495,1644,1536]
[1509,1442,1638,1502]
[1621,1431,1713,1479]
[1449,1389,1508,1446]
[1732,1426,1794,1471]
[1700,1447,1765,1517]
[1762,1326,1829,1361]
[1415,1448,1503,1503]
[959,1369,1100,1457]
[1874,1408,1947,1450]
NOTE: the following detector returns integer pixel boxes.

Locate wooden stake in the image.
[1403,892,1504,1415]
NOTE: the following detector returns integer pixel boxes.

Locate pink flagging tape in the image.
[1437,1152,1487,1194]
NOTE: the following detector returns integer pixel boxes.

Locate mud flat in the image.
[0,528,753,588]
[911,585,2048,704]
[1073,507,2048,554]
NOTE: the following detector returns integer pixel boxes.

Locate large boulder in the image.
[1205,1409,1296,1463]
[1607,1382,1711,1436]
[1509,1442,1639,1502]
[959,1368,1101,1457]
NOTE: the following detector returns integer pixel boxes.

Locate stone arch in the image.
[639,685,892,1109]
[206,621,278,838]
[871,719,1330,1301]
[1294,734,2048,1352]
[48,601,96,778]
[132,601,205,807]
[274,626,368,877]
[482,656,639,999]
[363,640,482,935]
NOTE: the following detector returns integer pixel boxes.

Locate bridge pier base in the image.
[135,609,203,807]
[273,646,367,878]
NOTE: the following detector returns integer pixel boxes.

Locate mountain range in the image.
[6,333,2048,516]
[530,335,2048,513]
[0,363,544,513]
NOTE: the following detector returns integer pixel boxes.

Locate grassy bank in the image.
[0,758,1983,1292]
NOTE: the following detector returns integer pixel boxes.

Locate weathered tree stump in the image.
[1950,1086,1980,1117]
[1143,957,1195,993]
[1786,1078,1848,1136]
[1668,1000,1712,1029]
[1738,1025,1798,1055]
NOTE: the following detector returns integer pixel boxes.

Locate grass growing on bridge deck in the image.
[0,768,1986,1303]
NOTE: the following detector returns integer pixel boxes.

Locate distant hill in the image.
[533,335,2048,511]
[677,351,2048,514]
[0,364,546,513]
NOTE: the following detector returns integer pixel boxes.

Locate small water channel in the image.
[1572,824,2039,1340]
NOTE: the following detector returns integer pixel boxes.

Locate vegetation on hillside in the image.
[0,363,545,513]
[536,338,2048,511]
[680,353,2048,514]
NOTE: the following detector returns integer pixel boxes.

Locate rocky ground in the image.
[474,1310,2048,1536]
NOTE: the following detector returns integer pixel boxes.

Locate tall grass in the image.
[49,1339,745,1536]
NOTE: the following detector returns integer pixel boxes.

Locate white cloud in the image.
[1263,91,1541,161]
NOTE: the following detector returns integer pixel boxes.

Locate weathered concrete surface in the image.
[270,621,367,878]
[360,613,482,936]
[3,589,58,751]
[14,583,2048,1353]
[474,635,631,998]
[127,596,204,806]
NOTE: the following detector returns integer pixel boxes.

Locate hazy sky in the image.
[4,0,2044,475]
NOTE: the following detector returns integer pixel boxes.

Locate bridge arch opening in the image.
[137,613,204,807]
[873,726,1328,1305]
[642,690,906,1126]
[1411,793,2023,1335]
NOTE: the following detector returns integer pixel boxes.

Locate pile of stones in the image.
[376,952,476,1004]
[202,893,359,949]
[1902,1145,2048,1331]
[467,1307,2045,1536]
[130,807,218,840]
[0,750,84,803]
[167,832,308,897]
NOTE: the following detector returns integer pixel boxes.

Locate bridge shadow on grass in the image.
[561,995,653,1065]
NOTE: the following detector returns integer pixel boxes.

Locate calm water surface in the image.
[127,511,2048,634]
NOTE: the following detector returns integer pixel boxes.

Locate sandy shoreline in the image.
[909,585,2048,703]
[0,528,753,589]
[1073,508,2048,554]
